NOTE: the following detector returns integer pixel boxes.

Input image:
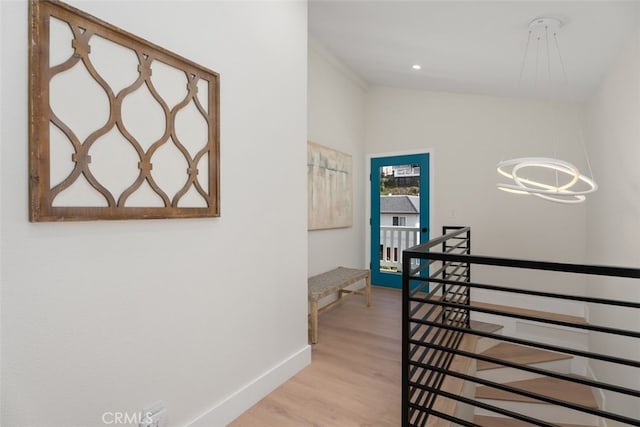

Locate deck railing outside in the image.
[380,225,420,271]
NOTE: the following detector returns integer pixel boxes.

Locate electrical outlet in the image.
[139,402,167,427]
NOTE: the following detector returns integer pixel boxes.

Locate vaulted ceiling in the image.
[308,1,639,101]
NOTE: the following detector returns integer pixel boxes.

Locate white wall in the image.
[366,87,589,307]
[307,39,368,276]
[1,2,309,426]
[0,0,3,419]
[586,28,640,424]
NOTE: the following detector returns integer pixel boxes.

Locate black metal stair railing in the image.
[401,226,640,427]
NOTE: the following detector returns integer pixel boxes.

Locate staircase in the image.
[459,304,600,427]
[402,226,640,427]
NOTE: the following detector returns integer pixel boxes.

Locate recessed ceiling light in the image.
[412,64,422,70]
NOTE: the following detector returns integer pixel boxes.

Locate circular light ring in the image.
[496,157,597,203]
[512,159,579,192]
[497,157,597,195]
[534,192,586,204]
[498,183,586,203]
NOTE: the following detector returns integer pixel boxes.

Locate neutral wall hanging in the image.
[307,141,353,230]
[496,17,597,204]
[29,0,220,221]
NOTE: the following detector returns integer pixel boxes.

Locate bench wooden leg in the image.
[310,300,318,344]
[365,273,371,307]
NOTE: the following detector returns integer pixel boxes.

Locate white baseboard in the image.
[188,345,312,427]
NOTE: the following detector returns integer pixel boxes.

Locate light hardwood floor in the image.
[230,286,403,427]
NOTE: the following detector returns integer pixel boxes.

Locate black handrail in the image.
[417,252,640,279]
[401,226,640,427]
[424,276,640,308]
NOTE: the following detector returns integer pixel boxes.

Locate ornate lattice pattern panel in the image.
[29,0,220,221]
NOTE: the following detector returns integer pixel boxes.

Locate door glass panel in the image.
[378,163,421,274]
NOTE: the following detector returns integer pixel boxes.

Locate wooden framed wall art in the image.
[29,0,220,221]
[307,141,353,230]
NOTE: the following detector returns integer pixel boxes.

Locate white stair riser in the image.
[475,399,598,425]
[476,337,501,354]
[477,358,572,383]
[470,290,586,319]
[517,322,588,348]
[470,312,588,350]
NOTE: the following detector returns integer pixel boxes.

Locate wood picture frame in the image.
[29,0,220,221]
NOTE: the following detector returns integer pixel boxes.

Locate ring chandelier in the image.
[497,157,597,204]
[496,18,597,204]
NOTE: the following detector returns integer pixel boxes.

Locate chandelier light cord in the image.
[518,30,533,87]
[553,32,569,86]
[546,24,561,189]
[545,25,552,84]
[554,31,597,183]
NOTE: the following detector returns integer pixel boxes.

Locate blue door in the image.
[371,153,430,288]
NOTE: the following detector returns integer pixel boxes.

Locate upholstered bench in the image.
[308,267,371,344]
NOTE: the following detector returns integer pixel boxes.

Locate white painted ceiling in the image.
[308,1,639,101]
